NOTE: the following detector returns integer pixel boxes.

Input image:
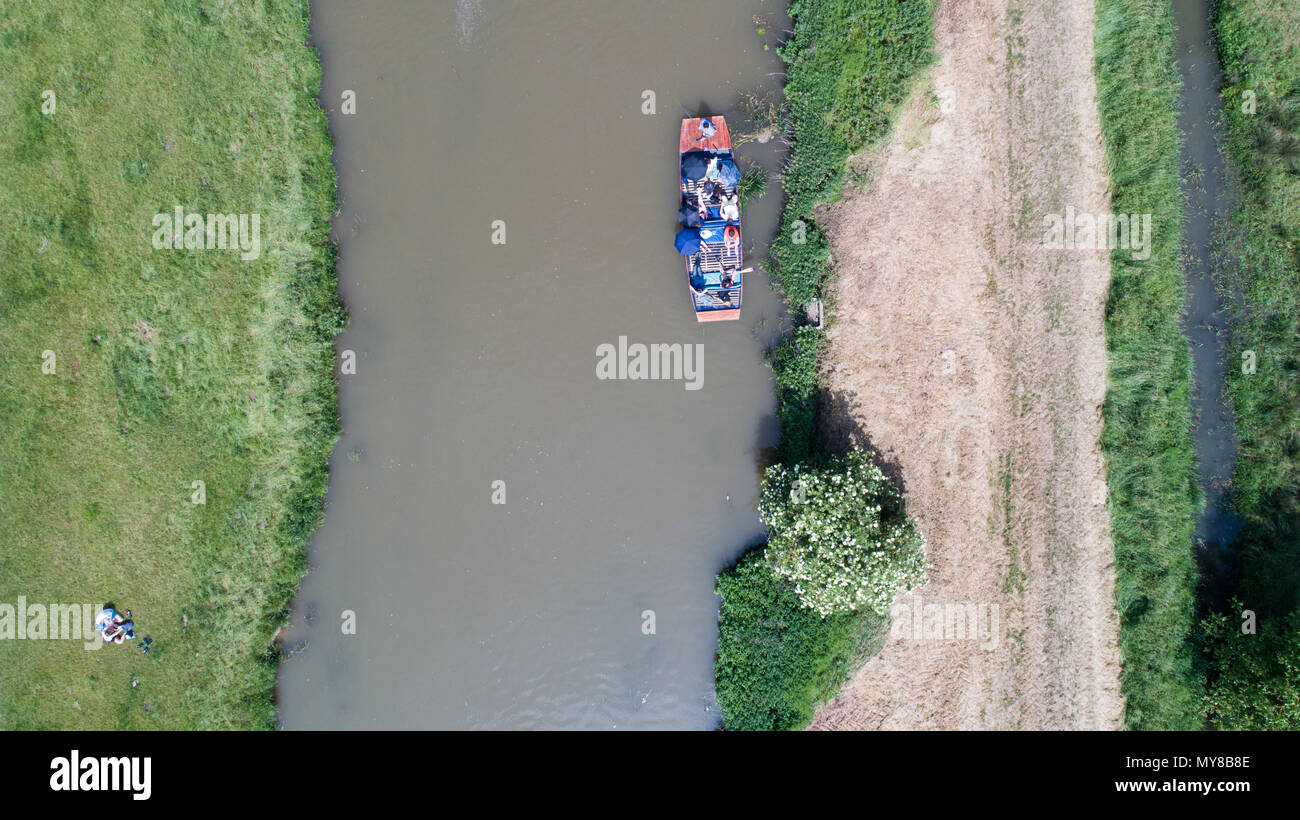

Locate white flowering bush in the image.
[758,449,927,617]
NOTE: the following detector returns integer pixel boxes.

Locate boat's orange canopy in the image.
[679,116,732,154]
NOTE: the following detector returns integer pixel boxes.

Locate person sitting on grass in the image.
[97,606,134,644]
[94,607,117,634]
[104,621,135,644]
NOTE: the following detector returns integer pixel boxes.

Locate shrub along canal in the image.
[278,1,792,729]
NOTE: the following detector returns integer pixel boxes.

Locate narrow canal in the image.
[277,0,791,729]
[1171,0,1242,605]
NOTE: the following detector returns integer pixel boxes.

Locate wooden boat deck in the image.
[692,286,741,310]
[693,234,741,272]
[679,117,732,153]
[694,306,742,322]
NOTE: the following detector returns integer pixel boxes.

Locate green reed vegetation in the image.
[715,0,934,730]
[715,549,889,730]
[769,0,934,310]
[1094,0,1203,730]
[737,163,769,208]
[1201,0,1300,729]
[770,326,823,464]
[0,0,341,728]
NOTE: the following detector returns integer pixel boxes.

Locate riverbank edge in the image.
[0,2,342,728]
[1094,0,1204,729]
[1201,0,1300,729]
[713,0,935,731]
[253,4,345,729]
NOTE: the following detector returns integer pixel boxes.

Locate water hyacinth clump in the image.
[758,449,927,617]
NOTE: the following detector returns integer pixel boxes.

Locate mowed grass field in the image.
[0,0,341,728]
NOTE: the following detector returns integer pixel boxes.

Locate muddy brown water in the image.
[1171,0,1243,606]
[277,0,790,729]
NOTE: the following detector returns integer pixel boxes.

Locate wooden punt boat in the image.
[679,116,743,322]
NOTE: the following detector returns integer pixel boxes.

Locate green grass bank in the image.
[1094,0,1204,730]
[714,0,934,731]
[1202,0,1300,729]
[0,0,342,728]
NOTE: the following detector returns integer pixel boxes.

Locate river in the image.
[277,0,790,729]
[1171,0,1242,606]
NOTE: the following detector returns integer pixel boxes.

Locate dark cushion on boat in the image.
[681,151,713,181]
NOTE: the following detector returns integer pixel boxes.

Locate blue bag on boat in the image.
[718,159,741,187]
